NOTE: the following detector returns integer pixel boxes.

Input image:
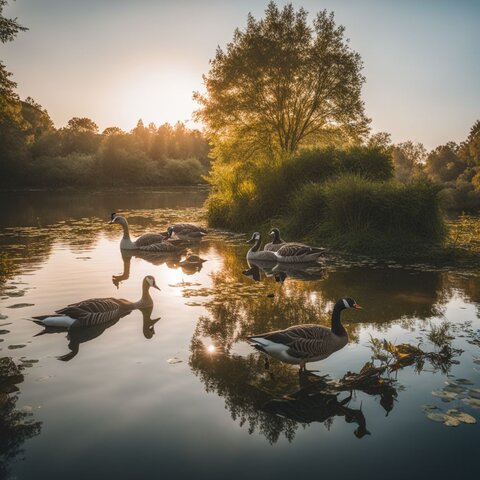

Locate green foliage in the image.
[287,174,444,254]
[195,1,369,159]
[0,0,28,44]
[206,146,393,231]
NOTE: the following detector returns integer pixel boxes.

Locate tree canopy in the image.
[194,2,369,158]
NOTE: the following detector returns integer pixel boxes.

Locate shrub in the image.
[286,174,444,254]
[206,146,394,231]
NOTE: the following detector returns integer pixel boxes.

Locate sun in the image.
[116,70,200,129]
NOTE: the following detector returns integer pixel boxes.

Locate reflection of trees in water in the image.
[0,358,42,478]
[0,189,208,229]
[189,337,396,443]
[193,247,453,353]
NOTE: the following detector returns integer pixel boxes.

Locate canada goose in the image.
[264,228,287,252]
[32,275,160,329]
[167,223,208,240]
[246,232,277,262]
[109,213,182,252]
[248,297,362,371]
[274,242,325,263]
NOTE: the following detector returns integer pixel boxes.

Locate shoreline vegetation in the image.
[1,2,480,264]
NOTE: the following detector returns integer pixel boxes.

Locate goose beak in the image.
[353,303,363,309]
[246,236,256,244]
[153,284,161,291]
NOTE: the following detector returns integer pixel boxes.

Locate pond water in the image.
[1,188,479,480]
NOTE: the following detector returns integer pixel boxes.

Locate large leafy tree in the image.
[194,2,369,158]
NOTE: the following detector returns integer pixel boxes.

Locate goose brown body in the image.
[248,298,361,370]
[274,242,325,263]
[168,223,208,240]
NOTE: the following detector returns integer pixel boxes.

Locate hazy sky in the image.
[2,0,479,149]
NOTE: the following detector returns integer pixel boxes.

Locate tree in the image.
[66,117,98,133]
[367,132,392,152]
[194,2,369,158]
[392,141,426,182]
[102,126,124,136]
[0,0,27,43]
[425,143,466,184]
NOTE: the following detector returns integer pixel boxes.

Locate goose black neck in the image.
[272,230,282,244]
[331,302,347,337]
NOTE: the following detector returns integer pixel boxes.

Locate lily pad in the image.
[426,412,447,423]
[462,397,480,408]
[446,409,476,424]
[432,390,457,402]
[443,384,466,394]
[444,416,461,427]
[455,378,474,385]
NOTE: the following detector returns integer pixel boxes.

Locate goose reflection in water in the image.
[112,249,181,288]
[34,307,161,361]
[189,338,397,442]
[262,377,370,438]
[243,259,326,284]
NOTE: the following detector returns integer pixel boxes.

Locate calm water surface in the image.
[1,189,479,480]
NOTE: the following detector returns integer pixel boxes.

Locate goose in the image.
[247,297,362,371]
[109,213,182,252]
[32,275,160,329]
[167,223,208,240]
[246,232,277,262]
[179,252,206,266]
[274,242,325,263]
[264,228,287,252]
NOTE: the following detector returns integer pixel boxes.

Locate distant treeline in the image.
[0,96,210,188]
[370,119,480,212]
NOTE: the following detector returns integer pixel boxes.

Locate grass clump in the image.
[285,174,445,255]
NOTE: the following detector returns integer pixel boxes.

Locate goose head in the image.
[269,228,280,238]
[167,226,174,238]
[109,213,127,227]
[338,297,362,310]
[247,232,261,244]
[144,275,160,291]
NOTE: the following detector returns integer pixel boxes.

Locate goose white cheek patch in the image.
[342,298,350,309]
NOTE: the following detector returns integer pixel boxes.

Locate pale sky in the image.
[2,0,479,149]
